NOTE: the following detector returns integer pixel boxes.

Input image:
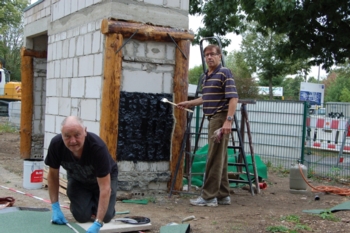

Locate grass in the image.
[319,210,340,222]
[266,214,312,233]
[0,122,18,133]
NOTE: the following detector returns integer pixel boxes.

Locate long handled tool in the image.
[160,98,193,112]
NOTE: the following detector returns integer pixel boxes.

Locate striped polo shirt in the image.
[202,64,238,116]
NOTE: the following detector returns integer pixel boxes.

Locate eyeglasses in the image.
[204,53,219,58]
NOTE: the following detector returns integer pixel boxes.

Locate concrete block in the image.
[46,97,59,115]
[180,0,189,10]
[122,70,162,93]
[135,42,146,57]
[34,76,43,91]
[85,76,102,98]
[45,6,50,16]
[79,55,94,77]
[47,44,53,61]
[55,115,66,133]
[87,22,95,32]
[147,42,166,59]
[80,24,88,35]
[46,79,57,96]
[51,42,57,60]
[56,41,62,60]
[76,36,84,56]
[47,61,54,79]
[92,31,101,53]
[145,0,164,6]
[94,0,102,3]
[58,98,71,116]
[44,115,56,134]
[83,120,99,135]
[96,99,101,121]
[64,0,71,16]
[122,61,142,70]
[66,58,73,78]
[149,162,169,172]
[71,108,79,116]
[34,90,43,106]
[124,41,135,57]
[34,105,41,120]
[69,38,76,57]
[61,31,67,40]
[93,53,103,76]
[70,77,85,98]
[60,59,67,78]
[166,0,180,8]
[166,43,175,60]
[118,161,135,172]
[33,120,42,134]
[52,2,59,21]
[71,98,79,108]
[54,60,61,78]
[44,133,56,152]
[86,0,93,7]
[156,64,174,72]
[71,0,78,13]
[84,34,92,55]
[80,99,97,120]
[73,58,79,77]
[57,0,65,20]
[135,162,150,172]
[62,78,70,96]
[62,40,69,58]
[78,0,86,11]
[163,72,173,93]
[148,182,167,190]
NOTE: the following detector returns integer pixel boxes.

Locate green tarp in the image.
[184,144,268,187]
[303,201,350,214]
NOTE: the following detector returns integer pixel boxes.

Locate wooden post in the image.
[99,33,123,161]
[170,39,191,191]
[20,48,34,159]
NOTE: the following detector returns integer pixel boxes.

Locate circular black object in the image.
[122,216,151,225]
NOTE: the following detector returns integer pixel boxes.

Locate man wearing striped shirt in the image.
[177,44,239,206]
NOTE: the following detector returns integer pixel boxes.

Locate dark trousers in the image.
[67,176,118,223]
[202,111,230,200]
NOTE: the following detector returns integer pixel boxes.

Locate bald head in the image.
[61,116,85,131]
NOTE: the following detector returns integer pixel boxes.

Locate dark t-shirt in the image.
[45,132,118,184]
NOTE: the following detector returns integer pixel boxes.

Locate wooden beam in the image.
[101,18,194,42]
[99,33,123,161]
[170,39,191,191]
[20,47,34,159]
[21,48,47,58]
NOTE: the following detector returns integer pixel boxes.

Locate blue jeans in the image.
[67,176,118,223]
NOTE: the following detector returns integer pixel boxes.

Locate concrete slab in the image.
[78,220,152,233]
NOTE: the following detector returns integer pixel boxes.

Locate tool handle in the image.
[167,101,193,113]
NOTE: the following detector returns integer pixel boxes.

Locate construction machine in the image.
[0,61,21,116]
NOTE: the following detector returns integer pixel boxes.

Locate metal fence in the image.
[188,100,350,180]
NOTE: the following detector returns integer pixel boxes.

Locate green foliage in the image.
[324,72,350,102]
[189,0,350,70]
[319,210,340,222]
[0,0,30,81]
[280,215,300,223]
[188,65,204,85]
[281,76,304,101]
[266,225,289,233]
[0,122,18,133]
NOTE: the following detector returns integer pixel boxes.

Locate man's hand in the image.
[86,221,102,233]
[51,202,67,224]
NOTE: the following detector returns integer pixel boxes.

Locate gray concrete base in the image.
[289,189,308,194]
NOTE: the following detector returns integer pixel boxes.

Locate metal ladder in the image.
[169,37,260,197]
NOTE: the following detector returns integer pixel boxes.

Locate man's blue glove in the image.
[86,221,102,233]
[51,202,68,225]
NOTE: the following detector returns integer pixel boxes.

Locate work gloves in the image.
[51,202,68,224]
[86,221,102,233]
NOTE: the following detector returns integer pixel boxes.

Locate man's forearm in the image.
[227,97,238,117]
[47,168,60,203]
[96,188,111,221]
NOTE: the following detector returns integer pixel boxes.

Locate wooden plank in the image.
[101,18,194,42]
[170,40,191,191]
[99,33,122,161]
[21,49,47,58]
[20,48,33,159]
[78,221,152,233]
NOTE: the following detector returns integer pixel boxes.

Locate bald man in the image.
[45,116,118,233]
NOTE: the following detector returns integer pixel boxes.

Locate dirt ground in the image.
[1,130,350,233]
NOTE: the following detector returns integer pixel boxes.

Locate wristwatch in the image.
[227,116,233,121]
[95,219,104,227]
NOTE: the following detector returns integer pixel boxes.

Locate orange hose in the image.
[298,163,350,196]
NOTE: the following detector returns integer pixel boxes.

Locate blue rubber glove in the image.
[51,202,68,225]
[86,221,102,233]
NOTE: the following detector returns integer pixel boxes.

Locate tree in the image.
[188,65,203,85]
[189,0,350,70]
[324,62,350,102]
[225,51,259,99]
[281,76,304,101]
[0,0,29,80]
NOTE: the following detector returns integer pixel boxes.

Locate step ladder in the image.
[169,36,260,197]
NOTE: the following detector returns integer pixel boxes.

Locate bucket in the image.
[289,163,308,193]
[23,159,44,189]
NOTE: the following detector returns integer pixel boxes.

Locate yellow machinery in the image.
[0,62,21,115]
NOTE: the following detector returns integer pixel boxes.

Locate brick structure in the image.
[22,0,193,194]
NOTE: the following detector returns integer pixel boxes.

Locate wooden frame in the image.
[100,18,194,190]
